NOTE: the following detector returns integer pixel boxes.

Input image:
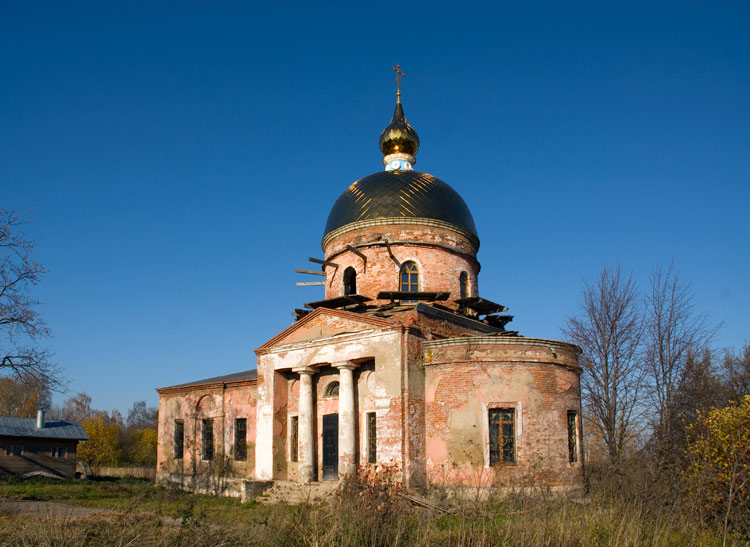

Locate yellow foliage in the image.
[78,415,121,473]
[684,395,750,533]
[126,428,157,467]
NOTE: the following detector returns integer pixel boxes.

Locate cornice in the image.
[322,217,480,252]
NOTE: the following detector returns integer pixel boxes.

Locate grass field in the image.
[0,475,742,546]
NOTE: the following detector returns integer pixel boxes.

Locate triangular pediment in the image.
[255,308,398,353]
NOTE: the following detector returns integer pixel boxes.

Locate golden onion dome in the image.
[378,95,420,158]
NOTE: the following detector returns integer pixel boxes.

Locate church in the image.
[156,74,584,496]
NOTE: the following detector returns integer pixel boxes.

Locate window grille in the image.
[489,408,515,464]
[174,420,184,459]
[234,418,247,461]
[325,381,340,397]
[567,411,578,463]
[201,419,214,461]
[290,416,298,462]
[367,412,377,464]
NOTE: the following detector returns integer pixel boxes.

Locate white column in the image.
[294,366,315,483]
[334,361,357,477]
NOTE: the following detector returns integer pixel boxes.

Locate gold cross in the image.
[392,64,405,96]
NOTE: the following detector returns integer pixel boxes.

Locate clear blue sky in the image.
[2,2,748,413]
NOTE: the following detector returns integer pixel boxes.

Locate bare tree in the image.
[125,400,158,430]
[0,375,51,417]
[722,342,750,401]
[0,209,62,388]
[643,262,719,452]
[61,392,93,422]
[564,265,645,466]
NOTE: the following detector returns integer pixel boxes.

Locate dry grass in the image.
[0,471,744,546]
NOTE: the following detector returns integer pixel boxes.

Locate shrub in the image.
[684,395,750,538]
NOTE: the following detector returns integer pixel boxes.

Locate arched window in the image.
[325,381,340,397]
[459,271,469,299]
[399,261,419,293]
[343,267,357,296]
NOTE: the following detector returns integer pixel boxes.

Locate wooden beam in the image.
[345,245,367,273]
[295,268,326,276]
[384,239,401,268]
[308,257,338,268]
[296,281,325,286]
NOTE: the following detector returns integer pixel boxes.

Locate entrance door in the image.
[322,413,338,480]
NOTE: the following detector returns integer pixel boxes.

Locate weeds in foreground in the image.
[0,470,746,546]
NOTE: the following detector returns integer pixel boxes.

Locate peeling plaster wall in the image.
[423,339,584,490]
[156,381,258,484]
[255,327,407,481]
[156,315,583,493]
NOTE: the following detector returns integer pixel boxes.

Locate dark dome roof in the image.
[323,170,478,244]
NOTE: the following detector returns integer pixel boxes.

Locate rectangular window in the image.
[7,445,23,456]
[489,408,515,464]
[367,412,377,464]
[201,419,214,461]
[174,420,184,459]
[234,418,247,461]
[51,447,67,458]
[290,416,298,462]
[567,411,578,463]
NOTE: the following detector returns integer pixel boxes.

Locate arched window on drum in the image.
[399,261,419,293]
[343,267,357,296]
[459,271,469,299]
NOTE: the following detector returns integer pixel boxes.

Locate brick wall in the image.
[156,380,258,482]
[423,339,584,490]
[322,224,480,309]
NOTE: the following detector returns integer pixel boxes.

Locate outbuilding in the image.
[0,410,88,478]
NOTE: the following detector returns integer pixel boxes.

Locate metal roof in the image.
[323,171,478,243]
[0,416,88,441]
[164,368,258,389]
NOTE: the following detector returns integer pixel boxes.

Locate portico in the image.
[292,360,358,482]
[253,307,407,483]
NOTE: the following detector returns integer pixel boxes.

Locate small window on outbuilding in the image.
[174,420,184,459]
[343,267,357,296]
[6,445,23,457]
[234,418,247,461]
[51,447,67,458]
[459,271,469,299]
[489,408,516,464]
[325,381,340,397]
[399,261,419,293]
[201,419,214,461]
